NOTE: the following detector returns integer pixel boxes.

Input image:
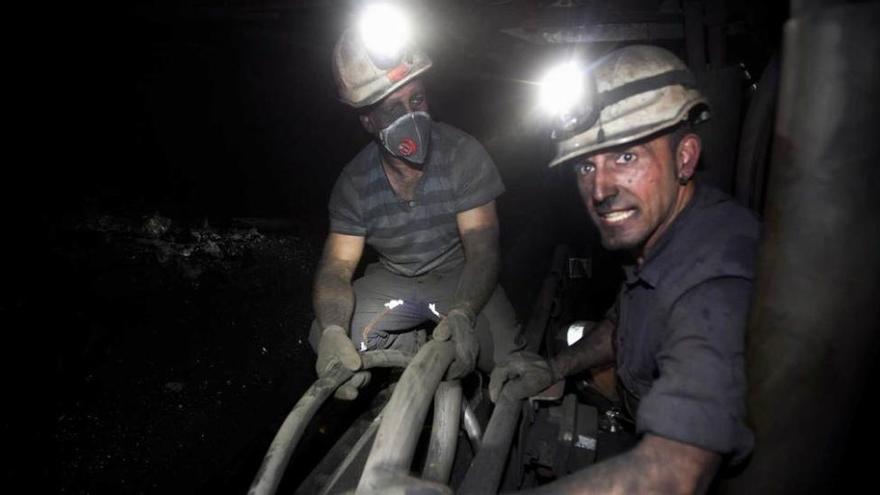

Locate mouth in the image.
[597,208,636,224]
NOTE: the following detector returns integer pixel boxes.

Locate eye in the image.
[574,162,595,176]
[615,152,637,164]
[410,93,425,108]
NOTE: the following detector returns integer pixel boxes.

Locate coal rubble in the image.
[52,213,323,493]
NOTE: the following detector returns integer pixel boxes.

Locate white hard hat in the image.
[548,45,709,167]
[332,27,432,108]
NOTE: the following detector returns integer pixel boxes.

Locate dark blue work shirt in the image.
[612,182,759,462]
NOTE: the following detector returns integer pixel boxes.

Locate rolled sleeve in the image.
[451,136,505,213]
[636,277,754,463]
[328,172,367,236]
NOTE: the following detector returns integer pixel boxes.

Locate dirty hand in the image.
[433,309,478,380]
[489,351,558,403]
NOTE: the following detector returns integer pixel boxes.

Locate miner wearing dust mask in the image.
[307,22,524,402]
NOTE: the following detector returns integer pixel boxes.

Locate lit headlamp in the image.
[358,2,413,69]
[539,61,699,140]
[538,61,599,139]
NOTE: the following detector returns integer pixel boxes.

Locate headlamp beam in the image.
[358,2,412,69]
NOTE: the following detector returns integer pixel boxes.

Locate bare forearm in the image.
[313,261,355,330]
[549,319,615,379]
[522,443,660,495]
[517,435,720,495]
[451,226,500,319]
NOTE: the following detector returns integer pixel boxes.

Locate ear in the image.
[359,113,376,134]
[676,133,701,182]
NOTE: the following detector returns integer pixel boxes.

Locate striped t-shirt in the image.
[328,122,505,277]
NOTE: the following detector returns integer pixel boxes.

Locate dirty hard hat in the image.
[332,26,432,108]
[547,45,709,168]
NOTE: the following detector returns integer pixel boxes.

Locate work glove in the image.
[488,351,558,403]
[316,325,367,400]
[433,309,478,380]
[335,370,371,401]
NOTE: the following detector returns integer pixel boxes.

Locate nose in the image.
[590,163,618,205]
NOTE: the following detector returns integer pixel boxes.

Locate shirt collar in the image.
[622,262,641,287]
[627,182,706,289]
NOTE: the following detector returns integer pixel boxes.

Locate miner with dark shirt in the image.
[489,45,760,493]
[309,16,522,399]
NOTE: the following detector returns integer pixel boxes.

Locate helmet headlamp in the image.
[539,62,599,138]
[358,2,413,69]
[541,61,700,141]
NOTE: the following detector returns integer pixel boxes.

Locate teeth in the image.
[603,209,635,223]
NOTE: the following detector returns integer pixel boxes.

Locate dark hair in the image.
[668,121,688,151]
[667,119,700,153]
[668,102,709,151]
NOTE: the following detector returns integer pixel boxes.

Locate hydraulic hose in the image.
[423,380,462,484]
[249,350,412,495]
[457,394,521,495]
[461,401,483,452]
[356,340,456,494]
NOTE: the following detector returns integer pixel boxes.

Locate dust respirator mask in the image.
[378,111,432,164]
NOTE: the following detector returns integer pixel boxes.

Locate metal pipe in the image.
[790,0,843,18]
[356,340,456,493]
[735,53,779,211]
[719,3,880,493]
[522,245,567,352]
[423,381,462,484]
[458,396,522,495]
[249,350,412,495]
[461,401,483,452]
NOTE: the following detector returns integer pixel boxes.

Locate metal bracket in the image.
[568,257,592,279]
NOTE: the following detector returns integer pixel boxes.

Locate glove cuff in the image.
[322,324,346,335]
[447,308,477,327]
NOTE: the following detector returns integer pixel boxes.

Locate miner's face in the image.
[360,79,429,133]
[572,131,699,256]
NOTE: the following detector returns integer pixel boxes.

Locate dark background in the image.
[9,0,843,493]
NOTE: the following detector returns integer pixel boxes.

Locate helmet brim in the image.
[548,93,709,168]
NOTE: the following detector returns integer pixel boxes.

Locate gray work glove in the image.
[335,370,371,401]
[488,351,558,403]
[316,325,368,400]
[433,309,478,380]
